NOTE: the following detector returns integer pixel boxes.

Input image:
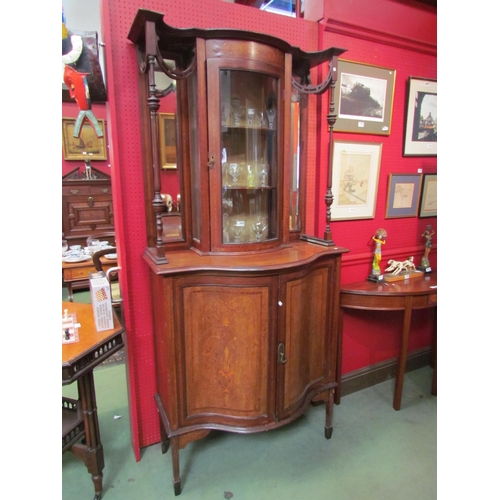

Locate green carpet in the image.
[63,363,436,499]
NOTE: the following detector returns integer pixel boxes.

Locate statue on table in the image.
[420,225,435,270]
[368,228,387,281]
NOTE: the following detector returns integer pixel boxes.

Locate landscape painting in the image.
[334,60,396,135]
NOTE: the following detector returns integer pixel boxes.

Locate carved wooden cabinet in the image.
[62,168,114,247]
[128,9,347,495]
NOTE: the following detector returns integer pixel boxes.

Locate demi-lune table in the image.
[62,301,125,500]
[336,273,437,410]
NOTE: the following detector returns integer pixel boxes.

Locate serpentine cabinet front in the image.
[147,244,346,494]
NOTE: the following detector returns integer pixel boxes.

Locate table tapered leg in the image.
[71,371,105,499]
[393,297,412,411]
[335,308,344,405]
[324,388,335,439]
[67,283,74,302]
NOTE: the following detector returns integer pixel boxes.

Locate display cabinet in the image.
[128,9,347,495]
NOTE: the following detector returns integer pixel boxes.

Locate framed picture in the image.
[385,173,422,218]
[419,173,437,217]
[62,118,107,161]
[333,60,396,135]
[403,77,437,156]
[159,113,177,169]
[331,140,382,220]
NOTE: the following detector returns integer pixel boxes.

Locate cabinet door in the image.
[207,57,284,252]
[173,275,278,429]
[277,263,334,420]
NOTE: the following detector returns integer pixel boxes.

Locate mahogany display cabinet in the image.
[128,9,348,495]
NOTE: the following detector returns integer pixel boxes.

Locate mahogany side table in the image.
[336,273,437,410]
[62,301,125,500]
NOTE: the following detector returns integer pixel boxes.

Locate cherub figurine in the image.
[371,228,387,276]
[420,225,435,268]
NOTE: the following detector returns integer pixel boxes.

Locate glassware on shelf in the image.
[259,111,266,128]
[232,220,245,243]
[221,105,229,126]
[246,108,255,127]
[246,163,256,187]
[62,239,68,255]
[259,160,269,186]
[222,213,230,243]
[231,97,241,126]
[228,163,242,184]
[251,218,268,242]
[266,107,276,130]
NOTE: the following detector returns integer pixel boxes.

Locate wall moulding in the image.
[323,19,437,57]
[340,244,437,268]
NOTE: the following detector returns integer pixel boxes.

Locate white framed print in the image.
[331,140,382,220]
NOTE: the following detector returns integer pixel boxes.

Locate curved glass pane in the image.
[220,69,278,244]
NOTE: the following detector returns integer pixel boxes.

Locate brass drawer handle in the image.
[101,188,109,193]
[70,189,79,195]
[88,196,94,206]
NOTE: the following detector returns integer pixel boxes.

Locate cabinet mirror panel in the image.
[156,67,184,243]
[220,69,278,245]
[290,93,301,232]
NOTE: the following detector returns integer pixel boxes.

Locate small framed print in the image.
[419,173,437,218]
[403,77,437,156]
[385,173,422,218]
[334,60,396,135]
[331,140,382,220]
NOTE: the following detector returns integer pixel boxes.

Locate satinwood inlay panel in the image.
[181,283,272,421]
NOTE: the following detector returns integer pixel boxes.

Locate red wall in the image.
[97,0,436,457]
[315,1,437,374]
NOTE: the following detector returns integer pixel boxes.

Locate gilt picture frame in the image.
[403,77,437,156]
[385,173,422,218]
[419,173,437,218]
[333,60,396,135]
[331,140,382,220]
[159,112,177,169]
[62,118,107,161]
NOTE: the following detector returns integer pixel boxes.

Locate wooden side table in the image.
[62,301,125,500]
[62,258,117,301]
[336,274,437,410]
